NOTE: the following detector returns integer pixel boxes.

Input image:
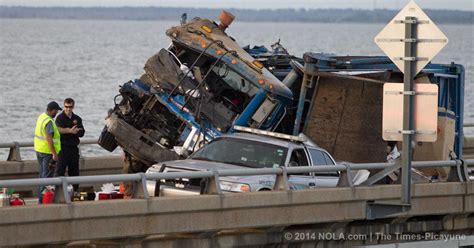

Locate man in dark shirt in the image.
[55,98,85,191]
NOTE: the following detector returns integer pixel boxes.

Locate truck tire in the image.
[98,126,118,152]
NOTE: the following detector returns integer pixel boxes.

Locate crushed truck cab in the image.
[98,12,293,172]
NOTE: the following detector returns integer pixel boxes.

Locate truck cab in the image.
[98,12,293,171]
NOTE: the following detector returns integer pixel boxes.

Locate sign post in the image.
[369,0,448,217]
[400,16,417,205]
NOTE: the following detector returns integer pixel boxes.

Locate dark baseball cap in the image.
[47,101,62,111]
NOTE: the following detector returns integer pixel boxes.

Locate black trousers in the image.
[56,146,80,191]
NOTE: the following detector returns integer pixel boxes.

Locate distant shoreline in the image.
[2,17,472,26]
[1,6,472,24]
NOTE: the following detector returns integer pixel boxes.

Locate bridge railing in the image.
[1,122,473,161]
[1,121,473,161]
[0,138,99,161]
[0,159,473,204]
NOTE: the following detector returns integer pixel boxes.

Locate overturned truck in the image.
[98,11,293,175]
[99,11,465,185]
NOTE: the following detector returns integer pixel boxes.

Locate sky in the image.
[1,0,473,11]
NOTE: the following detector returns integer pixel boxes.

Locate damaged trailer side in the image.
[246,46,464,166]
[287,53,465,181]
[98,11,294,179]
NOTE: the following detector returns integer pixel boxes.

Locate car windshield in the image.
[190,137,288,168]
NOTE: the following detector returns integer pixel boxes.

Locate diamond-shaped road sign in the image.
[374,0,448,75]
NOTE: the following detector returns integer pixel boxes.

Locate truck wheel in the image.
[98,126,118,152]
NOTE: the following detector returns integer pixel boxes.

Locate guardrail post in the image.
[78,143,84,158]
[132,173,149,199]
[153,178,161,197]
[447,159,470,182]
[202,170,222,194]
[461,159,471,182]
[274,166,289,191]
[78,143,85,172]
[7,142,22,161]
[337,163,354,187]
[53,177,71,204]
[446,160,461,182]
[447,160,462,182]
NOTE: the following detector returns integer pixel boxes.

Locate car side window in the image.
[308,149,337,176]
[323,152,335,165]
[289,149,309,167]
[309,149,327,166]
[289,148,310,176]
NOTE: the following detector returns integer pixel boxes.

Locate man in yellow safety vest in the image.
[34,101,62,203]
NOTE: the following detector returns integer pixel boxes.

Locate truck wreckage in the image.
[98,11,294,175]
[98,11,465,188]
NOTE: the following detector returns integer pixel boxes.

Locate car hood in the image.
[160,159,252,172]
[148,159,276,183]
[156,159,272,178]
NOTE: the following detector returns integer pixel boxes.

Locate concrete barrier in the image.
[0,155,122,196]
[0,182,473,246]
[0,155,122,179]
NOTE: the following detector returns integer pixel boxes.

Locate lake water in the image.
[0,19,472,158]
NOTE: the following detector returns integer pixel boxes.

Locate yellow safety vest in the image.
[34,112,61,154]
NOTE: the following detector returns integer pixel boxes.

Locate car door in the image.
[307,148,339,187]
[287,148,317,189]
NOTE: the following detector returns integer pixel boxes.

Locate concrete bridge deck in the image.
[1,136,473,247]
[1,182,473,246]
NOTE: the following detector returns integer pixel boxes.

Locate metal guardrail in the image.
[0,138,98,148]
[1,159,473,204]
[1,122,473,161]
[0,138,98,161]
